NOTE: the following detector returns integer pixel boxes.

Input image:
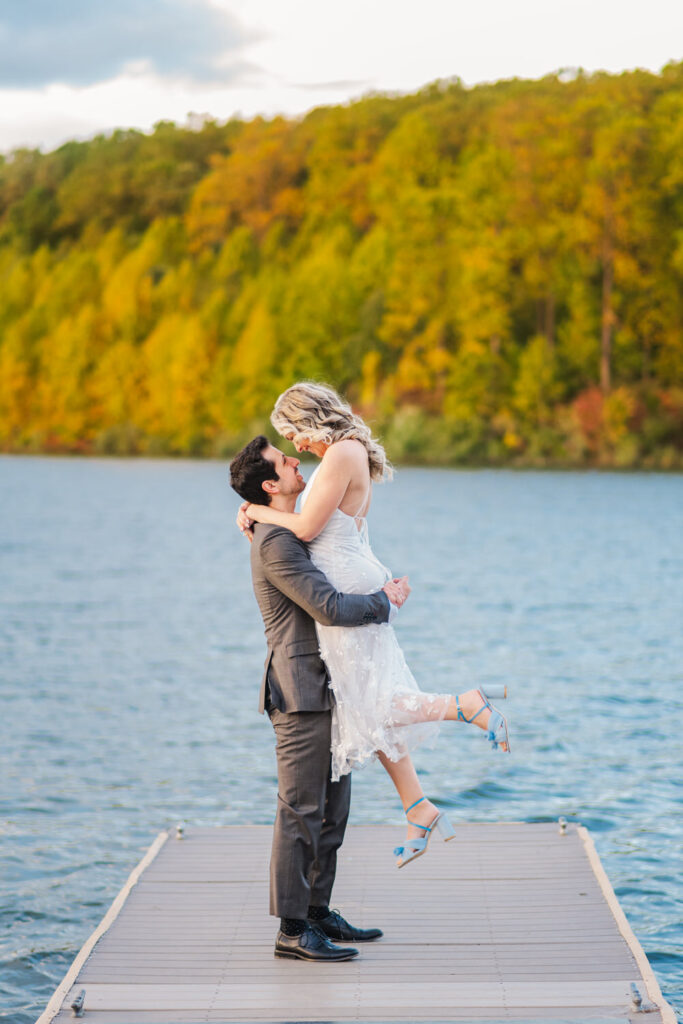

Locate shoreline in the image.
[2,447,682,472]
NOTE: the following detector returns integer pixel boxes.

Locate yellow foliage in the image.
[33,305,102,441]
[360,351,382,408]
[228,301,278,422]
[396,348,432,395]
[503,430,523,449]
[0,319,33,441]
[0,67,682,464]
[231,302,276,380]
[89,340,142,428]
[186,118,308,250]
[513,334,561,423]
[603,386,637,445]
[140,313,213,447]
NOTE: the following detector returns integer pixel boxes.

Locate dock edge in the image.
[577,825,677,1024]
[34,829,170,1024]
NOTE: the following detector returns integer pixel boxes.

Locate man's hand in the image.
[382,575,411,608]
[236,502,254,543]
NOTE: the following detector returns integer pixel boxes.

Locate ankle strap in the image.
[404,797,425,814]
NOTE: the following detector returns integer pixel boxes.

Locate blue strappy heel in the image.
[393,797,456,869]
[456,686,510,752]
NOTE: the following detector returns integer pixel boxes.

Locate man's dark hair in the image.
[229,435,279,505]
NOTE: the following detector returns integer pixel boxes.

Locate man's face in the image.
[263,445,305,498]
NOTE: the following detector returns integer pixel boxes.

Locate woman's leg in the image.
[377,750,440,844]
[390,689,508,751]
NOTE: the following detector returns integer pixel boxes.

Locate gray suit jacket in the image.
[250,523,391,713]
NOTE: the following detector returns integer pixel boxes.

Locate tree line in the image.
[1,66,682,467]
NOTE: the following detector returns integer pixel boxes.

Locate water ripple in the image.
[1,458,682,1021]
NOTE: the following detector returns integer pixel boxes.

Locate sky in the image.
[1,0,682,154]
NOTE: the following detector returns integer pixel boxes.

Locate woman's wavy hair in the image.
[270,382,391,482]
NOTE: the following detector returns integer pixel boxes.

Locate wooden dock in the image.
[37,823,675,1024]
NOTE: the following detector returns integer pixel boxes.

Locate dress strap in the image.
[299,464,321,509]
[353,482,371,519]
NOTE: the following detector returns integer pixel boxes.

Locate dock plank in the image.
[38,824,675,1024]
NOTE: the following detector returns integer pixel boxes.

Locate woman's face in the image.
[286,433,328,458]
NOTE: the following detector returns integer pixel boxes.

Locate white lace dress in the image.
[301,465,449,781]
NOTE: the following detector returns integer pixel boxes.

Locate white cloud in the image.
[227,0,681,92]
[1,0,681,153]
[0,0,257,88]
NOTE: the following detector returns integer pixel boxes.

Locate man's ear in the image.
[262,479,279,497]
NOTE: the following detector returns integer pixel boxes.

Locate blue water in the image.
[1,456,682,1022]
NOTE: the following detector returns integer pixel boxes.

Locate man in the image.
[229,436,408,962]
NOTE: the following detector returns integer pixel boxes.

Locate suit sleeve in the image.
[260,529,391,627]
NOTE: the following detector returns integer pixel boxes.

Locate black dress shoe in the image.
[310,909,383,942]
[274,922,358,961]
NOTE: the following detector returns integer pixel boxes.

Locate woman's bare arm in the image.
[242,441,367,542]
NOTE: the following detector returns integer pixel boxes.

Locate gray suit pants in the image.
[268,707,351,918]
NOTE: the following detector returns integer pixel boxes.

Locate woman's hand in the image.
[236,502,254,542]
[382,575,411,607]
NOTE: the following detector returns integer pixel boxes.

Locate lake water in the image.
[1,456,682,1022]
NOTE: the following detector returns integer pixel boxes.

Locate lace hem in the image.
[329,691,450,782]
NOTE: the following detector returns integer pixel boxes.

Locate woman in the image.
[238,382,509,867]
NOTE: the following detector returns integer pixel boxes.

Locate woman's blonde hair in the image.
[270,382,391,481]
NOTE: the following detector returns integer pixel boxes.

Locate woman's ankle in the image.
[452,689,491,727]
[405,797,437,823]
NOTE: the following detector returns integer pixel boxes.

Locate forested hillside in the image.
[1,66,682,466]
